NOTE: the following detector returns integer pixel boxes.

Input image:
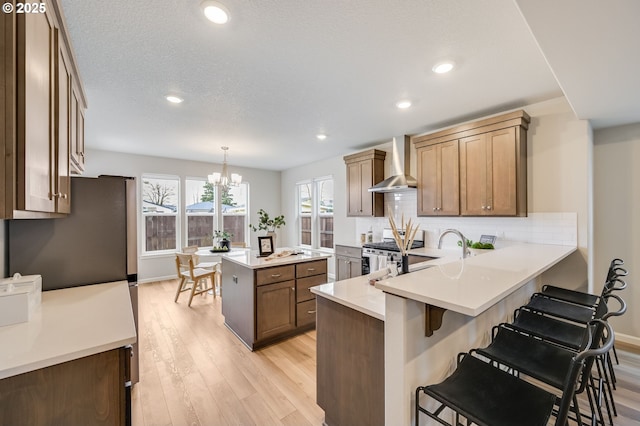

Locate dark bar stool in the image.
[510,294,626,425]
[474,318,616,425]
[415,320,615,426]
[539,258,626,307]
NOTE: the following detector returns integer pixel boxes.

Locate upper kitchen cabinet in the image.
[1,0,88,219]
[459,112,529,216]
[344,149,386,217]
[413,139,459,216]
[413,110,529,217]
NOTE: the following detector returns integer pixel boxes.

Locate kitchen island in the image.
[311,243,575,426]
[0,280,137,425]
[221,248,330,350]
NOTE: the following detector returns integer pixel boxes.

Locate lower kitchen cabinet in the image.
[0,347,131,426]
[316,296,384,426]
[335,245,362,281]
[256,280,296,341]
[222,256,328,350]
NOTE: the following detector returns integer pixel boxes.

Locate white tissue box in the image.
[0,274,42,327]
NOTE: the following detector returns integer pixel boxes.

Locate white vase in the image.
[266,231,277,248]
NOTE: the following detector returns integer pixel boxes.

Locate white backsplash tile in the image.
[354,192,577,249]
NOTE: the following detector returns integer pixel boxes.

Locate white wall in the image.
[84,148,282,283]
[593,123,640,343]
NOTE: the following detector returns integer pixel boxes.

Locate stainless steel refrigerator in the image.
[8,175,139,384]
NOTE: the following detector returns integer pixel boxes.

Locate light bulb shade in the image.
[208,172,221,184]
[231,173,242,185]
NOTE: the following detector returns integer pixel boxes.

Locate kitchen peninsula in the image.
[311,243,575,426]
[221,249,330,350]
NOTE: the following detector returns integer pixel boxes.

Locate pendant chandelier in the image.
[208,146,242,188]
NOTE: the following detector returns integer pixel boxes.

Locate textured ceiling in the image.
[58,0,638,171]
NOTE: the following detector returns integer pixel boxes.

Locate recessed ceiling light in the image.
[201,1,230,24]
[396,100,412,109]
[432,61,455,74]
[316,134,327,141]
[166,95,184,104]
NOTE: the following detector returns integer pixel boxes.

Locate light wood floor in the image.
[132,279,640,425]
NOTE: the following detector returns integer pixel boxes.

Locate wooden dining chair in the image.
[174,253,216,306]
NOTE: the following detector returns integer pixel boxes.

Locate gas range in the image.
[362,229,425,263]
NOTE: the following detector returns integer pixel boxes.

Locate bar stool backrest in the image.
[556,319,615,425]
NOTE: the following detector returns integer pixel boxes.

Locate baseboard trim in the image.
[138,275,176,284]
[616,332,640,353]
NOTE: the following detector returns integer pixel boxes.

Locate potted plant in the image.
[250,209,285,247]
[214,230,233,250]
[458,239,494,256]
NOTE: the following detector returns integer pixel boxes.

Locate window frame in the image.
[141,174,180,256]
[184,177,216,249]
[296,176,333,251]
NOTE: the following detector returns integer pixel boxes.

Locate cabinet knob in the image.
[307,268,315,272]
[481,205,486,210]
[307,310,317,314]
[487,206,492,210]
[54,193,68,199]
[271,274,282,278]
[291,287,295,291]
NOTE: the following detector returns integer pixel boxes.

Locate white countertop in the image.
[221,248,331,269]
[377,243,576,316]
[0,281,137,380]
[311,276,386,321]
[311,243,575,320]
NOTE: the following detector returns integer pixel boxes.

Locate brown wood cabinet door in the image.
[418,141,459,216]
[460,133,488,215]
[417,145,439,215]
[18,10,56,213]
[0,348,127,425]
[439,140,460,215]
[55,31,70,213]
[346,161,363,215]
[256,280,296,341]
[487,127,517,215]
[358,160,373,216]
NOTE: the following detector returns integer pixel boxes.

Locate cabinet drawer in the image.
[296,260,327,278]
[297,299,316,328]
[256,265,295,286]
[296,274,327,303]
[335,245,362,258]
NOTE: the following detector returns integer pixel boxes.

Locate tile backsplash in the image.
[356,192,577,249]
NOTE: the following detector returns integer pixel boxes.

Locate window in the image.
[298,183,312,245]
[221,184,248,245]
[185,179,215,247]
[297,177,333,249]
[142,175,179,253]
[318,178,334,249]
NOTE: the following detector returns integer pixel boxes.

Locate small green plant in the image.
[458,240,494,249]
[250,209,286,232]
[214,230,233,240]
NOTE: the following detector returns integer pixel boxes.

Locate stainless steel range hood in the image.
[368,135,417,193]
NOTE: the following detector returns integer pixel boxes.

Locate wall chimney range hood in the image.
[368,135,417,193]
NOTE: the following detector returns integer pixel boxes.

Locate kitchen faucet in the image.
[438,229,470,258]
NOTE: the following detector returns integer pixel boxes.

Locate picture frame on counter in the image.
[258,236,274,257]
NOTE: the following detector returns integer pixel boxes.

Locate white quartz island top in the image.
[376,243,576,316]
[311,243,576,321]
[221,247,331,269]
[0,280,136,380]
